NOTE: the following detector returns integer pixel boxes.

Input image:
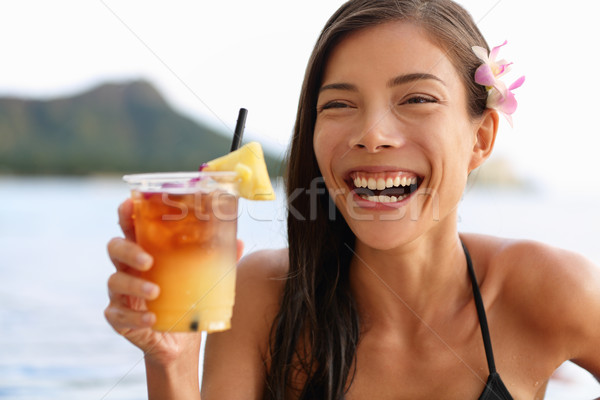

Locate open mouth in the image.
[347,171,423,204]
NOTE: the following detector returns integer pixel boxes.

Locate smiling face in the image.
[313,21,492,250]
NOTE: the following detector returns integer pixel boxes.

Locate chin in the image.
[344,217,421,252]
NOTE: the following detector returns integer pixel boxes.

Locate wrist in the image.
[145,337,201,399]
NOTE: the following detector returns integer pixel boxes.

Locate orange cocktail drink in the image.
[124,172,239,332]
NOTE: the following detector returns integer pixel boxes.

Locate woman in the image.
[105,0,600,399]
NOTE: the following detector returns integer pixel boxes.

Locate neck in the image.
[349,224,472,333]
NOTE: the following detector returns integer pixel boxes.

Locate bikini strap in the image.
[461,241,497,375]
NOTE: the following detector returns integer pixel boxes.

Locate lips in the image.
[346,170,423,204]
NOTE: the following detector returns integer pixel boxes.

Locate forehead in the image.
[323,21,461,87]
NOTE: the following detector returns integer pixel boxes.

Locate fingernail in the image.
[142,282,159,298]
[142,312,155,325]
[137,253,153,268]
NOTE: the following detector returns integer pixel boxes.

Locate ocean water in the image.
[0,176,597,399]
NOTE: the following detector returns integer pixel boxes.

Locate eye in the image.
[318,101,352,112]
[404,95,437,105]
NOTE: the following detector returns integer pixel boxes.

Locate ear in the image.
[468,109,499,172]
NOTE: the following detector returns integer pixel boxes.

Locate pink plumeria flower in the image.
[472,41,512,96]
[472,41,525,127]
[487,76,526,128]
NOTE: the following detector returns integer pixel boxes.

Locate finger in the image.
[236,239,244,262]
[104,304,155,331]
[118,198,136,241]
[107,237,153,272]
[108,271,160,301]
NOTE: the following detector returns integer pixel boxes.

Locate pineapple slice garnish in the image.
[204,142,275,200]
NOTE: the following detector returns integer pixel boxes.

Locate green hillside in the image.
[0,80,283,176]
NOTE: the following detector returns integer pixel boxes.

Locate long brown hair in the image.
[266,1,490,398]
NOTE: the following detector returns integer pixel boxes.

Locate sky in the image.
[1,1,599,192]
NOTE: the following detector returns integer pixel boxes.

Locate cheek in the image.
[313,123,338,172]
[313,135,326,173]
[430,116,475,158]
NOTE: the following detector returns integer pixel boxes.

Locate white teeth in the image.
[352,174,419,188]
[359,194,409,203]
[367,178,377,190]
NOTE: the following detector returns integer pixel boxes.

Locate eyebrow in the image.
[387,73,445,88]
[319,82,358,94]
[318,72,445,94]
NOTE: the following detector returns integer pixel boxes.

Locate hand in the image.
[104,198,244,365]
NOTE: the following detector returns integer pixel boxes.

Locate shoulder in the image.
[201,248,289,397]
[237,247,290,282]
[467,234,600,369]
[463,233,598,302]
[490,238,599,313]
[500,239,600,374]
[229,247,289,345]
[235,247,289,330]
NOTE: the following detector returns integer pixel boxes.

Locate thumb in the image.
[236,239,244,262]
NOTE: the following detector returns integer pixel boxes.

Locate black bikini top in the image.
[462,242,514,400]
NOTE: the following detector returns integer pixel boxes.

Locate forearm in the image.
[145,343,202,400]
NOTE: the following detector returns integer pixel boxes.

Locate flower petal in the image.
[502,113,514,128]
[495,62,513,78]
[492,80,508,100]
[497,91,518,115]
[489,40,508,61]
[474,65,497,87]
[509,76,526,91]
[487,89,501,109]
[472,45,490,63]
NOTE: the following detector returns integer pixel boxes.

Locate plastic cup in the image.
[123,172,239,332]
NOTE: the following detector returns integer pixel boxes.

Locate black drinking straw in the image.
[230,108,247,152]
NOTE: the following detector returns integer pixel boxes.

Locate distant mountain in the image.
[0,80,284,176]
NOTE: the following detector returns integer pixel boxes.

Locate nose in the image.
[349,106,405,152]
